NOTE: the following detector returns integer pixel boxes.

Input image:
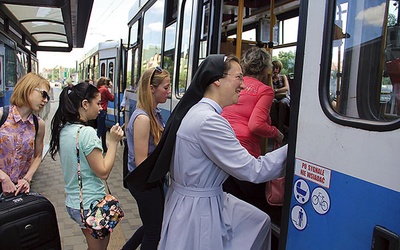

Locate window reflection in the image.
[5,45,16,87]
[164,24,176,85]
[141,0,164,74]
[329,0,400,122]
[178,0,193,96]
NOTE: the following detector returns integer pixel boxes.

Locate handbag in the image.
[265,142,286,206]
[76,126,124,239]
[265,177,285,206]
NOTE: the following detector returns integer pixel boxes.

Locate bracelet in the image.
[23,177,31,185]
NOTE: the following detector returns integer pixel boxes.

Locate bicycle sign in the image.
[311,187,330,215]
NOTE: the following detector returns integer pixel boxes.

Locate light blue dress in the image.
[159,98,287,250]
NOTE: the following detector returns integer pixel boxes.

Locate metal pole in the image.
[235,0,244,58]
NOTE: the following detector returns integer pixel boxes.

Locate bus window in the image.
[85,58,89,80]
[326,0,400,123]
[129,21,138,50]
[108,61,114,80]
[279,16,298,45]
[90,56,95,80]
[165,0,178,25]
[134,49,139,88]
[127,22,139,89]
[5,45,16,87]
[31,58,38,74]
[141,0,164,73]
[16,49,27,76]
[164,24,176,84]
[199,1,210,60]
[127,48,133,89]
[177,0,194,96]
[101,62,105,77]
[93,54,98,80]
[128,47,139,90]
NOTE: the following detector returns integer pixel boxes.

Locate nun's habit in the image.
[126,54,287,249]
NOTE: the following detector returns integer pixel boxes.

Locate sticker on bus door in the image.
[294,158,332,188]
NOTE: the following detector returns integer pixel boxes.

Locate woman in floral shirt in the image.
[0,73,50,195]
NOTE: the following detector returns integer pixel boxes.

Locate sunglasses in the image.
[34,88,50,101]
[150,66,163,84]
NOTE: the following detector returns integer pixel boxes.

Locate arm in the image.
[100,87,115,102]
[86,124,124,179]
[16,118,46,195]
[133,115,151,166]
[199,114,287,183]
[105,86,115,102]
[248,86,279,138]
[120,90,127,110]
[0,170,16,194]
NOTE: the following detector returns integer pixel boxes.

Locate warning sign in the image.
[294,158,331,188]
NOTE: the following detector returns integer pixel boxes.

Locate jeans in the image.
[66,206,89,229]
[122,181,164,250]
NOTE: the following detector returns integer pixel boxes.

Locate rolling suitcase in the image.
[0,192,61,250]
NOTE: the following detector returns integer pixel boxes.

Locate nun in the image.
[125,54,288,250]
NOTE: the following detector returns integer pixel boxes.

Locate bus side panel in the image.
[287,169,400,249]
[286,0,400,249]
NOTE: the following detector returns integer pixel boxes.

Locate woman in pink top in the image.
[0,73,50,195]
[222,46,283,211]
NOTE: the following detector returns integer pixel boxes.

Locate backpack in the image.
[0,105,38,135]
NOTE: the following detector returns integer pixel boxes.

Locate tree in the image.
[272,50,295,76]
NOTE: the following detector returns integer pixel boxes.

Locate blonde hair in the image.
[10,72,50,107]
[241,46,271,76]
[137,67,170,145]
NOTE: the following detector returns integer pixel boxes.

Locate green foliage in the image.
[46,67,76,82]
[272,50,296,76]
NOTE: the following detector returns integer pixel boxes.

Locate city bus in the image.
[77,40,126,126]
[124,0,400,249]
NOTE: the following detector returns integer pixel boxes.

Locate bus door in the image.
[100,58,118,126]
[282,0,400,249]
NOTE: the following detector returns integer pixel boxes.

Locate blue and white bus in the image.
[124,0,400,248]
[78,40,126,127]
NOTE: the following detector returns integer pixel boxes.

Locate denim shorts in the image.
[66,206,88,229]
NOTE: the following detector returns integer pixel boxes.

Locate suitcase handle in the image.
[0,192,40,202]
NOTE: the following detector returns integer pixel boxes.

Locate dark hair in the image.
[96,77,111,87]
[222,54,241,75]
[49,82,99,159]
[272,60,283,72]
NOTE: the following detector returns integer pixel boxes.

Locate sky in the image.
[36,0,133,72]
